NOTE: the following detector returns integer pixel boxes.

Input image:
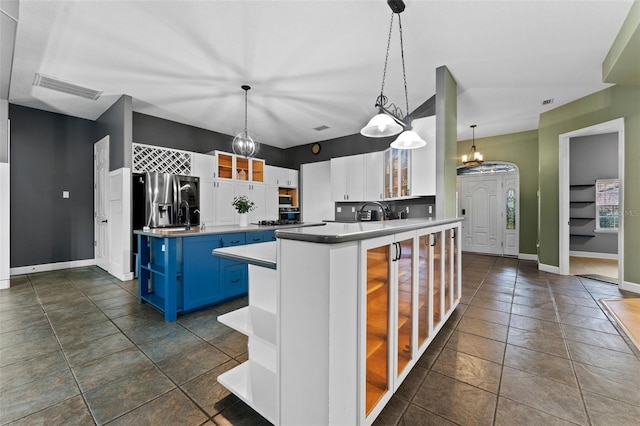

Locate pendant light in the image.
[462,125,483,166]
[232,85,260,158]
[361,1,426,150]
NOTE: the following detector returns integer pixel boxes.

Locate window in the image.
[506,188,516,230]
[595,179,619,231]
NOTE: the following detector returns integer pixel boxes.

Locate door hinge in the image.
[94,240,97,247]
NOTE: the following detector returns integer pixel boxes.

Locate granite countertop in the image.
[275,217,463,244]
[213,241,277,269]
[133,222,326,238]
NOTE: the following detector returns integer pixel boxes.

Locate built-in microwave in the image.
[279,195,292,205]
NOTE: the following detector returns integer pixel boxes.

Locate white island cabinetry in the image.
[214,218,461,425]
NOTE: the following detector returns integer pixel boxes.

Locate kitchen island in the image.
[213,218,462,425]
[134,222,322,321]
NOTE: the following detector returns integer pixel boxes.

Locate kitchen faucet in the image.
[357,201,388,221]
[179,200,191,230]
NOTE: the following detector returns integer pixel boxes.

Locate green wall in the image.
[457,130,539,255]
[538,84,640,285]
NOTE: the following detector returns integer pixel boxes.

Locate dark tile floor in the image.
[1,254,639,425]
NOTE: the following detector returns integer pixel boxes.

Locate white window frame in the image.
[595,178,619,233]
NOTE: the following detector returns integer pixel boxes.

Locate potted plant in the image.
[232,195,256,226]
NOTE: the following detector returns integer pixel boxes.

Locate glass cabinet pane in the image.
[251,159,264,182]
[217,152,234,179]
[452,228,459,302]
[444,229,453,312]
[236,157,249,180]
[397,237,413,377]
[365,245,390,415]
[432,232,442,329]
[400,149,409,197]
[418,234,430,346]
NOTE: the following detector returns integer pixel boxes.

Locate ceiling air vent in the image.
[313,125,329,131]
[541,98,554,106]
[33,73,103,100]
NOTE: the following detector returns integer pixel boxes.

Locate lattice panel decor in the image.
[133,143,192,175]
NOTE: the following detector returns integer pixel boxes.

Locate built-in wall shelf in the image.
[569,184,595,188]
[570,234,595,238]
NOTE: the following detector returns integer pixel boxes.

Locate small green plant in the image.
[232,195,256,214]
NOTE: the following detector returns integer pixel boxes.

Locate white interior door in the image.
[458,171,520,257]
[94,136,109,271]
[460,174,502,255]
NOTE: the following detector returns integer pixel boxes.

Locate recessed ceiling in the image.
[8,0,634,148]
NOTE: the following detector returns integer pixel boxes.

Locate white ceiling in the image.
[8,0,634,148]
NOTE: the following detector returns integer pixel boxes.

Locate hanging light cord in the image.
[378,12,395,105]
[243,87,249,138]
[398,13,409,121]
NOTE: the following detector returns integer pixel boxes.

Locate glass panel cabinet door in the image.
[432,232,442,329]
[400,149,409,197]
[251,159,264,183]
[396,237,414,378]
[236,157,249,181]
[417,233,431,347]
[452,227,460,302]
[365,245,390,415]
[444,229,453,312]
[216,152,234,180]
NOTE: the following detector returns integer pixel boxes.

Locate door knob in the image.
[101,220,108,223]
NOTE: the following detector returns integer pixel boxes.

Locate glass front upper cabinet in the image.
[384,148,411,199]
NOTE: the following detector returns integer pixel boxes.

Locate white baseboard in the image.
[10,259,97,276]
[0,279,9,289]
[519,253,538,261]
[538,263,561,274]
[621,280,640,295]
[570,251,618,260]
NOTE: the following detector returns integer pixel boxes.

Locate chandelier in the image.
[360,0,426,150]
[232,85,260,158]
[462,125,483,166]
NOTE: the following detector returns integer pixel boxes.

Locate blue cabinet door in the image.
[220,259,249,299]
[182,236,223,311]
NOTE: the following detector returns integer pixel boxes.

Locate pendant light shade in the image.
[360,112,403,137]
[361,1,423,150]
[390,130,426,149]
[232,85,260,158]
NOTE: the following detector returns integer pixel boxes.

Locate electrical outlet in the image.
[351,207,355,212]
[337,207,342,213]
[161,244,165,252]
[63,191,69,198]
[406,206,409,213]
[428,206,433,214]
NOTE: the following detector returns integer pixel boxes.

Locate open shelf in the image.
[570,184,595,188]
[218,361,277,425]
[570,201,595,204]
[217,306,276,346]
[570,217,595,220]
[570,234,595,238]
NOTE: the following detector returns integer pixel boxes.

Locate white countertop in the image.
[213,241,277,269]
[275,217,463,243]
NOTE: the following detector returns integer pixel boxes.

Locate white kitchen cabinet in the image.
[264,185,279,221]
[330,155,365,202]
[191,152,216,179]
[198,178,216,228]
[265,165,298,188]
[235,182,266,224]
[383,144,435,200]
[363,151,384,201]
[214,179,236,225]
[301,161,333,222]
[213,151,265,183]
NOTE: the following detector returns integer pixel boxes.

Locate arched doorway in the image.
[456,162,520,256]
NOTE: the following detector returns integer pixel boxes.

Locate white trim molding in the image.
[621,280,640,295]
[538,263,561,274]
[519,253,538,261]
[11,259,96,276]
[569,251,618,260]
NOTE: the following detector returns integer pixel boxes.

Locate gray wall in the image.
[569,132,618,254]
[133,112,289,168]
[96,96,132,171]
[9,104,96,267]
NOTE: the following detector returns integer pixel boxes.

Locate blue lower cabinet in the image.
[182,236,223,311]
[220,259,249,299]
[138,230,274,321]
